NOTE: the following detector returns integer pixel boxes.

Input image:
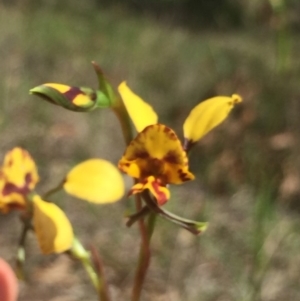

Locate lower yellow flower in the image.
[33,195,73,254]
[0,148,39,213]
[119,124,194,205]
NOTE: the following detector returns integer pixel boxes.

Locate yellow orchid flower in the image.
[0,148,124,255]
[0,148,73,254]
[0,148,39,213]
[118,82,242,205]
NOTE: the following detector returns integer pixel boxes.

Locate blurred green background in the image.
[1,0,300,300]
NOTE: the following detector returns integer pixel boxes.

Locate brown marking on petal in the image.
[140,178,149,185]
[163,126,177,140]
[134,150,149,159]
[7,159,13,167]
[9,203,26,210]
[2,173,32,196]
[163,126,172,133]
[177,169,191,182]
[141,158,164,179]
[164,151,180,164]
[63,87,85,102]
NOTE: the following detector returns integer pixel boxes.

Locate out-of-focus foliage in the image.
[3,0,300,29]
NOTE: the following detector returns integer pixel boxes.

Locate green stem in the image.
[42,181,64,199]
[126,206,151,227]
[70,238,111,301]
[16,217,32,280]
[112,101,133,146]
[82,256,100,290]
[101,67,155,300]
[92,61,133,145]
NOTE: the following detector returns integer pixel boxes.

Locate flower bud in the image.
[30,83,111,112]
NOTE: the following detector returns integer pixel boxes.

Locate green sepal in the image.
[30,84,110,112]
[141,191,208,235]
[159,208,208,234]
[92,61,118,106]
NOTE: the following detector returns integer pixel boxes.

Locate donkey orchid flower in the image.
[118,82,241,205]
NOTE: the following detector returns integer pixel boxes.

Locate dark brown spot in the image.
[64,87,85,102]
[164,151,180,164]
[7,159,13,167]
[163,126,172,134]
[177,169,191,182]
[135,150,149,159]
[2,173,32,196]
[163,126,177,140]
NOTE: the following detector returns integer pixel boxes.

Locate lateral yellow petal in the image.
[64,159,124,203]
[183,94,242,143]
[118,82,158,132]
[33,195,73,254]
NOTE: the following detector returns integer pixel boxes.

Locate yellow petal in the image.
[44,83,70,93]
[183,94,242,144]
[118,82,158,132]
[163,162,195,184]
[2,147,39,191]
[130,176,170,206]
[0,193,27,213]
[64,159,124,203]
[33,195,73,254]
[0,169,27,213]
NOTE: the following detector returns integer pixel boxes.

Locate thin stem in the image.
[126,205,151,227]
[42,181,64,199]
[70,238,111,301]
[112,102,133,146]
[81,255,100,290]
[90,245,111,301]
[92,61,133,146]
[16,217,32,279]
[131,194,153,301]
[105,71,155,300]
